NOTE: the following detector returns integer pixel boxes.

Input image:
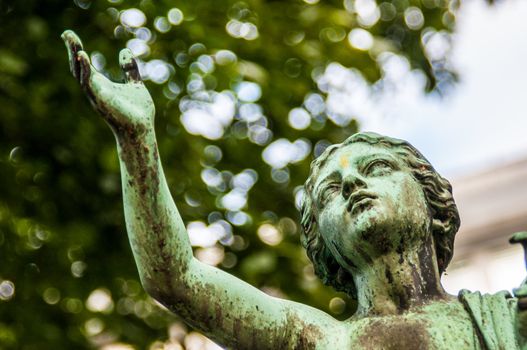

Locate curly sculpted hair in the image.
[299,132,460,297]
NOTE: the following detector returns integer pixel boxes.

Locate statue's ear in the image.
[432,218,448,233]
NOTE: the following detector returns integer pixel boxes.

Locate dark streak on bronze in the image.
[122,60,142,82]
[359,319,431,350]
[419,234,443,299]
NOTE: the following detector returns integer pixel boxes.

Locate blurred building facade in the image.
[442,157,527,294]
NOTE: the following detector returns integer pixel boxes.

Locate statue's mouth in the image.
[347,191,377,215]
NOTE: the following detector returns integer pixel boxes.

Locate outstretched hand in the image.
[62,30,155,133]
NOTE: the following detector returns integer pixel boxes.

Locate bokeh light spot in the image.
[221,189,247,211]
[348,28,373,51]
[355,0,380,27]
[43,287,61,305]
[257,224,283,246]
[195,247,225,266]
[168,8,184,25]
[86,288,114,313]
[226,20,259,40]
[329,297,346,314]
[235,82,262,102]
[405,7,425,30]
[126,38,150,57]
[0,280,15,301]
[154,16,171,33]
[262,139,312,168]
[85,317,104,336]
[288,107,311,130]
[187,221,232,248]
[120,8,146,28]
[71,261,87,278]
[90,51,106,71]
[215,50,237,65]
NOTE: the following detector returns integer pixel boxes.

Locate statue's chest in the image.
[353,318,431,349]
[346,312,480,350]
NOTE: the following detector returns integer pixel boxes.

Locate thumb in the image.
[119,48,143,83]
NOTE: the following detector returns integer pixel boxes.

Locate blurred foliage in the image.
[0,0,462,348]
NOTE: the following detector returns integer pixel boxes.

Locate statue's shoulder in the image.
[458,289,517,318]
[458,289,520,350]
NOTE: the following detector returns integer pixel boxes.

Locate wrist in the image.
[112,120,156,146]
[115,125,159,184]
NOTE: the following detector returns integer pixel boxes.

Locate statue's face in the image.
[312,142,432,267]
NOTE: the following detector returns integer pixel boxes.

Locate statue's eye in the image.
[365,160,394,176]
[320,183,341,206]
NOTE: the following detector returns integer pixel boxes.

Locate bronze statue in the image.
[62,30,527,349]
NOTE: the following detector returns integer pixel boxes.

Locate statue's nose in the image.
[341,175,366,200]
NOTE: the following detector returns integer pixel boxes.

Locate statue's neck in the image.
[352,234,447,317]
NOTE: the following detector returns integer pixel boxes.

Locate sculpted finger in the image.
[76,50,101,110]
[61,30,84,80]
[119,48,142,83]
[76,51,92,90]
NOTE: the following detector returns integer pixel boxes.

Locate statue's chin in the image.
[349,203,389,235]
[346,205,421,256]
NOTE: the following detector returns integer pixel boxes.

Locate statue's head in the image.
[300,132,460,297]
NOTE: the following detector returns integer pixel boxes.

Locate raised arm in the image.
[62,31,340,349]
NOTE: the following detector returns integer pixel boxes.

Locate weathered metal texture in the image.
[63,30,527,349]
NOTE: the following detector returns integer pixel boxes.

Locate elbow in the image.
[140,266,192,308]
[141,275,177,303]
[142,278,193,315]
[139,257,196,308]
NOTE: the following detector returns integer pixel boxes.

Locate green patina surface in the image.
[62,30,527,349]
